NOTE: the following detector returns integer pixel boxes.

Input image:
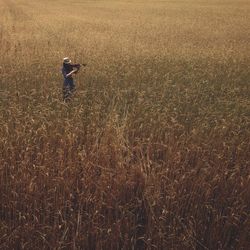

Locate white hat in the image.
[63,57,71,64]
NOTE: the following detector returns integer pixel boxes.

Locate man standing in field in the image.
[61,57,81,101]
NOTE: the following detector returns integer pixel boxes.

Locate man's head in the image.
[63,57,71,64]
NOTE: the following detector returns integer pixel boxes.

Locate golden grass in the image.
[0,0,249,249]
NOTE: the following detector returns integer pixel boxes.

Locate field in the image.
[0,0,249,249]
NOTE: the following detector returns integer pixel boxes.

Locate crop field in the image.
[0,0,249,249]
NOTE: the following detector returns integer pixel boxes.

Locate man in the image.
[62,57,81,101]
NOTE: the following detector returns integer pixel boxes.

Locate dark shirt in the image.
[62,63,80,84]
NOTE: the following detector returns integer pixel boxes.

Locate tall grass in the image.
[0,0,249,249]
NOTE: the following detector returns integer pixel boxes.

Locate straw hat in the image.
[63,57,71,64]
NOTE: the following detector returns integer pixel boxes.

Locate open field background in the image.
[0,0,249,249]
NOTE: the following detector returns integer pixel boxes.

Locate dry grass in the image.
[0,0,249,249]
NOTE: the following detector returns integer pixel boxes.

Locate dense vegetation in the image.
[0,0,249,249]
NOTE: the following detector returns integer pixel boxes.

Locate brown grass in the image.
[0,0,249,249]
